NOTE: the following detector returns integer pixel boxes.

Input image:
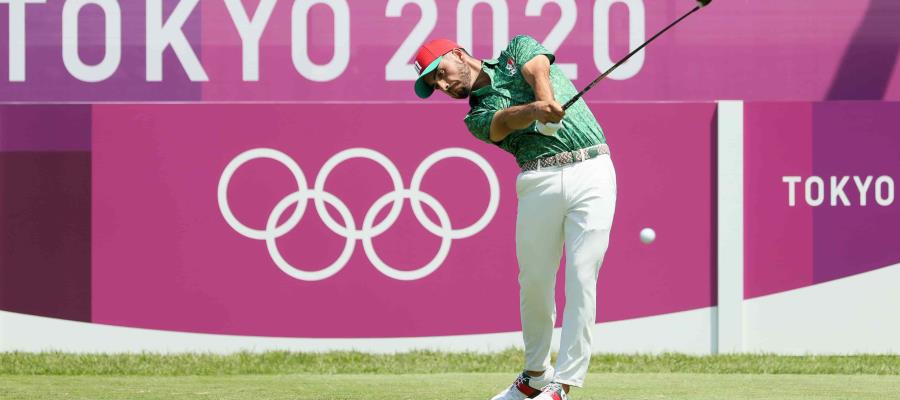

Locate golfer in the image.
[412,35,617,400]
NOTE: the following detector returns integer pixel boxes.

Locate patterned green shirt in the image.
[464,35,606,167]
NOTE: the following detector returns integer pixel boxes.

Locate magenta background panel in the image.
[0,105,91,151]
[810,102,900,283]
[91,102,714,337]
[3,0,900,101]
[0,0,202,101]
[743,101,900,300]
[0,151,91,321]
[592,103,715,323]
[744,102,814,299]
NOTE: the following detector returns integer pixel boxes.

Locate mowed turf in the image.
[2,351,900,399]
[3,373,900,400]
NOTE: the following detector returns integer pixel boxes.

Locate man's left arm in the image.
[522,55,564,135]
[510,35,564,134]
[521,55,555,103]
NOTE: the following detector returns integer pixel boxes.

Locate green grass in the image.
[2,350,899,375]
[3,352,900,399]
[3,373,900,400]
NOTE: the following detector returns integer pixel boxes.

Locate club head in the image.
[698,0,712,7]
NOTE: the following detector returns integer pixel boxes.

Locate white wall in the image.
[0,307,715,354]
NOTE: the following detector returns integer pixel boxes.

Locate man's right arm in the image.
[489,100,565,143]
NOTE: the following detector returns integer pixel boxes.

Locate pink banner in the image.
[2,0,899,101]
[91,102,714,337]
[744,101,900,299]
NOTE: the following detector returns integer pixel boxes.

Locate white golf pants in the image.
[515,153,616,388]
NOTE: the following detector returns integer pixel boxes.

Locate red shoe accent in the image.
[515,375,541,398]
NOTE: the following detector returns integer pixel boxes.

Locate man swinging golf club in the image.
[412,2,710,398]
[413,35,616,400]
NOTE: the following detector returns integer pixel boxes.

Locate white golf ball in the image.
[640,227,656,244]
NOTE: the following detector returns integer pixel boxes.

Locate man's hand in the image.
[530,100,565,124]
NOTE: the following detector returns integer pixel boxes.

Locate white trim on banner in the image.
[744,263,900,354]
[0,307,714,354]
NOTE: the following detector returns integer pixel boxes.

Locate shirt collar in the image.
[471,60,498,98]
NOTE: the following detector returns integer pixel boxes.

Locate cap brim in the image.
[414,56,443,99]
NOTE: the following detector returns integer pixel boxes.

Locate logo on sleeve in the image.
[505,57,518,76]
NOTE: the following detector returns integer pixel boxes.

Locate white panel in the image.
[0,307,714,354]
[744,263,900,354]
[591,307,715,354]
[716,100,744,353]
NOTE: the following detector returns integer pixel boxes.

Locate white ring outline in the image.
[313,148,405,240]
[265,191,356,281]
[410,148,500,239]
[361,189,452,281]
[217,147,500,281]
[218,148,308,240]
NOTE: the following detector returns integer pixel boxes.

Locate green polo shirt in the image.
[464,35,606,167]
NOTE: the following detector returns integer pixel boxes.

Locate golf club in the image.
[562,0,713,110]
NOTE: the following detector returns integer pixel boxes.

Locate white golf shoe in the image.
[489,367,555,400]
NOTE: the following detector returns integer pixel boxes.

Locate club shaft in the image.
[562,5,702,110]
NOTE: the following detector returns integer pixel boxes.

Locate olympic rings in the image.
[217,147,500,281]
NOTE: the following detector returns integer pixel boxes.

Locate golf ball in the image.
[640,227,656,244]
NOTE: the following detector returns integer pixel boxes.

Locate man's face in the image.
[423,50,472,99]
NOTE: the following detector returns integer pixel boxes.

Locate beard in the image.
[453,57,472,98]
[452,85,471,99]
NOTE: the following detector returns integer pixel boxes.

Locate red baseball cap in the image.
[414,39,463,99]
